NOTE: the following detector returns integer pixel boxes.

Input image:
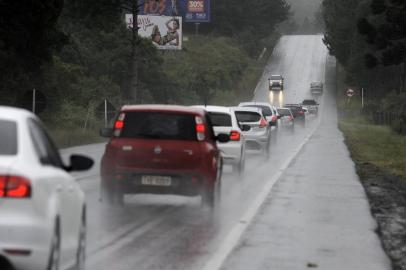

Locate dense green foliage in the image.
[211,0,289,55]
[0,0,66,104]
[323,0,406,134]
[357,0,406,68]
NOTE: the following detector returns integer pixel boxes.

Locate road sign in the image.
[96,100,117,124]
[346,88,355,97]
[18,89,47,114]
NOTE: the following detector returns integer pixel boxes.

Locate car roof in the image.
[232,106,262,113]
[193,105,232,114]
[0,106,35,122]
[277,107,293,112]
[121,104,205,115]
[238,102,271,107]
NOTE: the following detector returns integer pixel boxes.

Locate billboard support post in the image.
[131,0,139,103]
[195,23,200,35]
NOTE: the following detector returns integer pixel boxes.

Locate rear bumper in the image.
[244,135,269,150]
[294,115,305,121]
[217,143,243,165]
[103,169,215,196]
[0,215,52,270]
[280,121,294,127]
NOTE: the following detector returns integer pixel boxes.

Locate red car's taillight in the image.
[259,118,268,128]
[114,120,124,129]
[289,116,294,121]
[0,175,31,198]
[195,116,206,141]
[271,115,277,122]
[298,110,304,115]
[229,131,241,141]
[113,113,126,137]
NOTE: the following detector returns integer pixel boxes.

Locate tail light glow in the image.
[0,175,31,198]
[195,116,205,141]
[259,118,268,128]
[271,115,277,122]
[114,113,126,137]
[229,131,241,141]
[114,120,124,129]
[196,124,205,133]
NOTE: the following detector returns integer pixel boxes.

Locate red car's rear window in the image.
[119,112,197,141]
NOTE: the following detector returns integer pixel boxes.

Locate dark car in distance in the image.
[284,104,306,124]
[301,99,319,115]
[99,105,230,207]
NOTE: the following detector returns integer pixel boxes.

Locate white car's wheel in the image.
[47,220,61,270]
[233,156,245,176]
[75,211,86,270]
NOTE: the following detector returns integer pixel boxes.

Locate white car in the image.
[233,107,271,158]
[0,106,93,270]
[238,102,279,128]
[276,107,295,131]
[194,106,247,175]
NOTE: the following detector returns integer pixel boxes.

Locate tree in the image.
[212,0,290,56]
[322,0,361,66]
[0,0,66,104]
[358,0,406,91]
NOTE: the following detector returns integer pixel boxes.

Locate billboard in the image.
[126,14,183,50]
[140,0,210,23]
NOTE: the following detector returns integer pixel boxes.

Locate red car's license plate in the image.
[141,176,171,186]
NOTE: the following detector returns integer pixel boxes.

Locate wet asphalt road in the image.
[61,35,390,270]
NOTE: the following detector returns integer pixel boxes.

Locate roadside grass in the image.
[339,116,406,179]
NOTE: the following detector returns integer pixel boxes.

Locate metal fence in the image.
[369,111,402,126]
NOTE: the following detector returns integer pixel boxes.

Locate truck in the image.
[310,81,323,95]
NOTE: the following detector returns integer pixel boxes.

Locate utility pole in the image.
[123,0,141,103]
[400,62,405,93]
[130,0,139,103]
[32,88,36,114]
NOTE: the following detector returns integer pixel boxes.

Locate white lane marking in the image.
[202,118,321,270]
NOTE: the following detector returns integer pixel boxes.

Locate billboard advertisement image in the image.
[126,14,183,50]
[140,0,210,23]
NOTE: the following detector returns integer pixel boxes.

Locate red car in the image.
[99,105,229,207]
